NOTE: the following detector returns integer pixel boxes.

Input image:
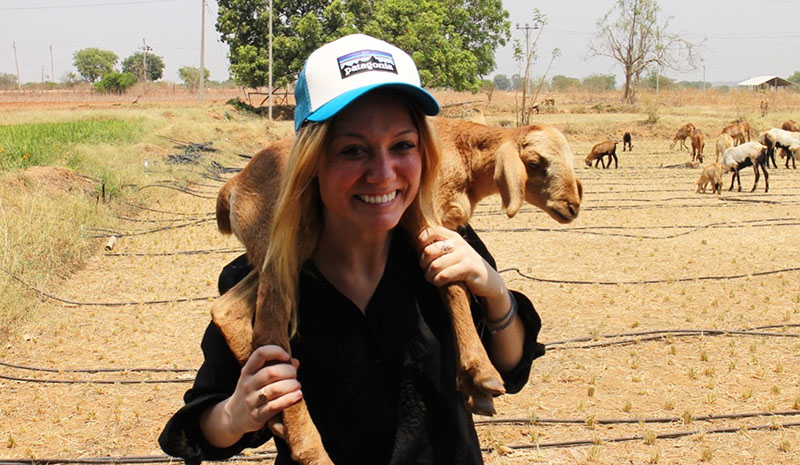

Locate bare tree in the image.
[587,0,701,103]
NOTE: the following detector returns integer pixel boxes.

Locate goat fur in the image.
[670,123,696,151]
[720,141,769,192]
[696,162,723,194]
[584,140,618,169]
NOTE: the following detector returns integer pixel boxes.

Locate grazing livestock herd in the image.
[581,117,797,195]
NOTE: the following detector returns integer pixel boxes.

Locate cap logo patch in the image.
[337,50,398,79]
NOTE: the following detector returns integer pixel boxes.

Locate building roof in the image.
[737,75,796,87]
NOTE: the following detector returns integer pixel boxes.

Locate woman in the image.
[160,34,544,465]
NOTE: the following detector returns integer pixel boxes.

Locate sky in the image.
[2,0,800,86]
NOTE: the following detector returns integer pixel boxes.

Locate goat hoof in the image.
[467,392,497,416]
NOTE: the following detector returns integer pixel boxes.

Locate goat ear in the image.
[493,139,525,217]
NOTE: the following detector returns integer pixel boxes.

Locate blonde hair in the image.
[265,94,441,336]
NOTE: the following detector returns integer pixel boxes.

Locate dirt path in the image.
[2,137,799,464]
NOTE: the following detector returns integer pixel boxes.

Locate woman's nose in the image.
[365,149,396,184]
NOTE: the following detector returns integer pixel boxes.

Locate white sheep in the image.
[759,127,800,169]
[720,141,769,192]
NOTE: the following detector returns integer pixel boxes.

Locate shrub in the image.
[94,72,137,94]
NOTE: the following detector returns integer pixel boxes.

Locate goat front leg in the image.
[441,283,505,416]
[252,276,334,465]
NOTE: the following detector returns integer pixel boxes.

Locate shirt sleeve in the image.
[460,224,546,395]
[158,321,273,465]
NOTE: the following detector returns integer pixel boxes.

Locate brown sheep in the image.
[584,140,618,168]
[670,122,696,151]
[782,119,800,132]
[722,123,746,146]
[696,162,723,194]
[211,118,584,438]
[715,133,735,162]
[691,129,705,163]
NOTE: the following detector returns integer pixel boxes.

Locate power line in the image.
[0,0,179,10]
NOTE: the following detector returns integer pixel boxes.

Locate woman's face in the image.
[316,90,422,237]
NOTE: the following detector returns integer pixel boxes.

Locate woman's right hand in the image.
[200,345,302,447]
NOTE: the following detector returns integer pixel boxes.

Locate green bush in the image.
[94,72,137,94]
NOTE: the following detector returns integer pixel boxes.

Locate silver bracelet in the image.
[485,291,517,334]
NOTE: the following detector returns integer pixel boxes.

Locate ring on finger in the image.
[437,240,454,254]
[257,388,269,405]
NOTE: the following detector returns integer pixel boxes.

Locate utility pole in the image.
[140,38,152,81]
[13,41,21,90]
[199,0,206,104]
[702,65,706,93]
[50,45,55,83]
[268,0,273,120]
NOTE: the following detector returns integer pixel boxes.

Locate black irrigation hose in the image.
[0,360,194,374]
[485,420,800,452]
[499,265,800,285]
[475,409,800,426]
[110,213,214,224]
[0,266,215,307]
[118,200,209,217]
[0,374,192,385]
[134,183,216,199]
[3,420,800,464]
[545,324,800,347]
[86,218,214,239]
[0,453,276,465]
[104,247,244,257]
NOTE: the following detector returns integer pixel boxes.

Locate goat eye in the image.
[526,161,541,170]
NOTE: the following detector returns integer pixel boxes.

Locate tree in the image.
[582,74,616,91]
[122,52,165,81]
[641,69,673,90]
[94,72,137,94]
[216,0,510,92]
[178,66,211,89]
[788,71,800,86]
[587,0,700,103]
[551,75,580,92]
[493,74,511,91]
[73,47,119,82]
[0,73,18,90]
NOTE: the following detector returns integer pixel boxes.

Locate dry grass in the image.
[1,94,799,464]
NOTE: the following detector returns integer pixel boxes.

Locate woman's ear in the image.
[493,140,525,217]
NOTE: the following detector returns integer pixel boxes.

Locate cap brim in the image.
[304,83,440,125]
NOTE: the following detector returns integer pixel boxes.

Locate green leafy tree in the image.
[94,72,137,94]
[73,47,119,82]
[587,0,700,103]
[178,66,211,89]
[582,74,616,91]
[0,73,18,89]
[550,74,581,91]
[788,71,800,85]
[493,74,511,91]
[122,52,165,81]
[216,0,510,92]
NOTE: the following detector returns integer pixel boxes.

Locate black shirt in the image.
[159,226,544,465]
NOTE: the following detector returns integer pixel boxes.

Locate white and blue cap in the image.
[293,34,440,132]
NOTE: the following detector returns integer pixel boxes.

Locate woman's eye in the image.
[393,141,416,152]
[340,146,366,157]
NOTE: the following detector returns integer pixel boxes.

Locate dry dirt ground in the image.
[1,132,799,465]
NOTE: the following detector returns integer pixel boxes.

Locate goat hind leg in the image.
[252,277,334,465]
[441,283,505,416]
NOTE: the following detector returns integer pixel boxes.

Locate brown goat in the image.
[715,133,735,163]
[782,120,800,132]
[721,123,746,146]
[584,140,618,168]
[670,123,695,151]
[690,129,705,163]
[696,162,723,194]
[212,118,583,464]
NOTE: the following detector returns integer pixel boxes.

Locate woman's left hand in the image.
[418,226,507,300]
